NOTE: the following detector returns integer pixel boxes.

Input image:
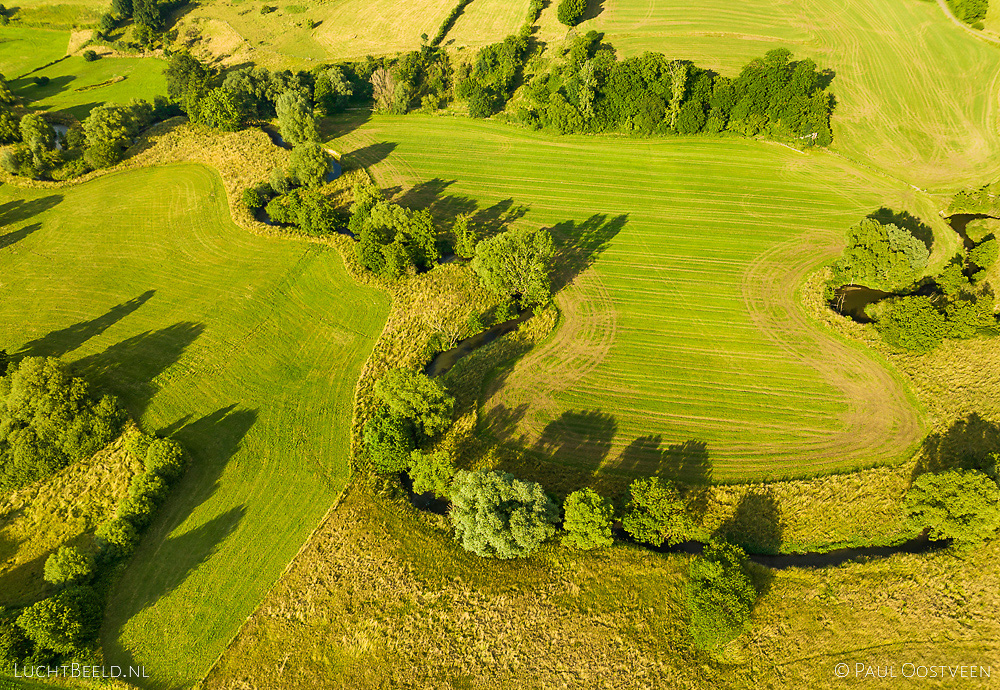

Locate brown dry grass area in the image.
[0,429,142,607]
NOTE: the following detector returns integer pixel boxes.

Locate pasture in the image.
[8,55,168,120]
[0,27,67,77]
[558,0,1000,191]
[333,115,941,482]
[0,164,388,687]
[441,0,530,49]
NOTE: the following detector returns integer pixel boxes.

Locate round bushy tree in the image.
[408,449,454,498]
[904,469,1000,546]
[144,437,185,480]
[874,295,946,352]
[288,142,330,188]
[374,368,455,440]
[43,546,95,586]
[622,476,693,546]
[363,407,415,473]
[16,586,102,654]
[95,517,138,560]
[687,540,756,650]
[557,0,587,26]
[450,470,557,558]
[562,487,614,550]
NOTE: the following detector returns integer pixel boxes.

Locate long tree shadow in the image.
[549,213,628,292]
[913,413,1000,480]
[868,207,934,251]
[714,488,784,556]
[472,198,530,237]
[532,409,617,465]
[0,195,63,226]
[17,290,156,359]
[582,0,605,21]
[0,222,41,250]
[612,435,712,519]
[71,322,205,417]
[345,141,397,169]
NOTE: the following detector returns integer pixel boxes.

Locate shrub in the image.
[43,546,96,586]
[373,368,455,440]
[408,449,454,498]
[904,469,1000,546]
[622,476,693,546]
[363,407,415,473]
[83,140,124,169]
[687,540,756,650]
[127,431,153,461]
[117,492,157,529]
[83,50,99,62]
[873,295,946,352]
[33,76,50,87]
[242,185,269,211]
[95,517,138,560]
[0,620,31,673]
[288,142,330,188]
[562,488,614,550]
[450,470,558,558]
[471,226,554,307]
[130,471,168,503]
[557,0,587,26]
[144,437,185,480]
[16,586,102,654]
[264,189,339,235]
[260,4,277,13]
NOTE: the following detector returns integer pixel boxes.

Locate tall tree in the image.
[471,226,554,306]
[275,90,318,145]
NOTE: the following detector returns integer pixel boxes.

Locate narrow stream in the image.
[424,311,530,378]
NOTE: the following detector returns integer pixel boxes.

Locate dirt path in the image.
[934,0,1000,44]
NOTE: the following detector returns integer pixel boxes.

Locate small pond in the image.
[831,285,893,323]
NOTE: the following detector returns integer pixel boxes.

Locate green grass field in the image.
[8,56,168,120]
[332,115,948,482]
[0,164,389,688]
[553,0,1000,190]
[0,27,68,77]
[442,0,530,49]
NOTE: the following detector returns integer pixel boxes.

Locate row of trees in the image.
[514,34,834,143]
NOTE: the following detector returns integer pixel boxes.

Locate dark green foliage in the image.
[471,226,554,306]
[363,407,415,473]
[313,66,353,115]
[557,0,587,26]
[133,0,162,28]
[408,449,454,498]
[130,470,168,503]
[872,296,946,352]
[905,469,1000,546]
[430,0,473,46]
[373,368,454,440]
[945,295,995,339]
[242,184,274,211]
[621,476,693,546]
[43,546,96,586]
[0,145,36,177]
[144,437,185,480]
[288,142,329,188]
[562,488,614,550]
[83,140,123,169]
[947,0,989,24]
[0,357,125,495]
[165,52,215,102]
[110,0,131,18]
[450,469,558,558]
[349,182,383,235]
[687,540,756,650]
[19,113,54,152]
[264,189,340,235]
[194,87,251,131]
[453,214,477,259]
[0,105,19,145]
[83,50,99,62]
[96,12,117,36]
[458,34,528,118]
[969,236,998,272]
[352,188,439,277]
[0,619,32,674]
[16,586,102,654]
[117,491,157,528]
[95,517,138,560]
[831,217,929,292]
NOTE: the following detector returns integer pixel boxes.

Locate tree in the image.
[453,214,477,259]
[43,546,95,586]
[374,368,454,440]
[0,104,19,144]
[83,49,99,62]
[969,236,998,272]
[164,52,213,102]
[133,0,162,29]
[557,0,587,26]
[562,488,614,550]
[363,407,415,473]
[288,142,329,188]
[195,87,250,131]
[83,103,135,151]
[450,469,558,558]
[471,226,554,306]
[314,66,353,115]
[904,469,1000,546]
[622,476,693,546]
[832,217,929,292]
[872,295,946,352]
[16,586,102,654]
[264,188,339,235]
[144,437,185,480]
[275,90,318,145]
[110,0,131,18]
[687,540,757,650]
[409,449,454,498]
[95,517,138,560]
[19,114,54,152]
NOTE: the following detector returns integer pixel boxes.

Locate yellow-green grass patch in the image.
[565,0,1000,191]
[9,55,168,120]
[0,163,389,687]
[442,0,531,49]
[331,115,940,483]
[0,27,68,78]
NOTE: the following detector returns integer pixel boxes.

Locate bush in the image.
[622,476,693,546]
[687,540,756,650]
[260,4,276,13]
[83,50,99,62]
[288,142,330,188]
[16,586,102,654]
[126,431,153,461]
[242,185,270,211]
[363,407,415,473]
[144,437,185,480]
[557,0,587,26]
[43,546,96,586]
[130,471,168,503]
[117,492,157,529]
[264,189,340,235]
[904,469,1000,546]
[33,76,50,87]
[95,517,139,560]
[450,470,558,558]
[408,449,454,498]
[373,368,455,440]
[562,488,614,550]
[873,295,946,352]
[83,140,124,169]
[0,620,31,673]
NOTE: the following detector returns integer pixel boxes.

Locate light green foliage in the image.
[288,142,329,188]
[949,180,1000,217]
[945,296,995,339]
[16,586,101,654]
[275,90,319,145]
[265,188,339,235]
[0,357,124,494]
[832,217,929,291]
[0,104,19,144]
[873,296,946,352]
[363,407,415,473]
[450,469,558,558]
[687,540,756,650]
[936,258,970,298]
[408,449,454,498]
[43,546,96,586]
[82,103,136,149]
[374,368,454,440]
[453,213,477,259]
[356,200,439,276]
[144,437,185,480]
[348,182,384,235]
[557,0,587,27]
[622,476,693,546]
[905,469,1000,546]
[127,432,154,461]
[969,237,998,272]
[83,141,123,169]
[471,226,553,306]
[19,113,54,152]
[195,87,250,132]
[562,488,614,550]
[95,517,139,560]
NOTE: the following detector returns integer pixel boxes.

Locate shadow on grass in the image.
[549,213,628,292]
[9,74,76,104]
[581,0,605,22]
[344,141,397,170]
[713,487,784,555]
[868,207,934,251]
[0,222,41,250]
[913,412,1000,480]
[0,194,63,226]
[319,109,372,141]
[17,290,155,359]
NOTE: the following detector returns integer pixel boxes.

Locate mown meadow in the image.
[333,114,947,482]
[0,163,388,687]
